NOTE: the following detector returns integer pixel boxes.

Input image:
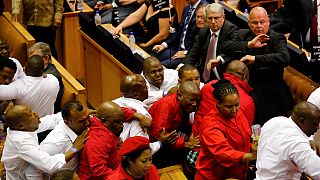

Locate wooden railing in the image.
[0,12,87,107]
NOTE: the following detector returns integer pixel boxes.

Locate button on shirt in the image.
[142,69,178,106]
[25,115,78,180]
[0,74,59,117]
[1,113,65,180]
[113,97,161,154]
[256,116,320,180]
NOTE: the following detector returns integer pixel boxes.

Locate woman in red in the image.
[108,136,160,180]
[195,79,257,180]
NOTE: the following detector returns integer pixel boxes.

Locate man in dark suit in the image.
[221,6,293,126]
[270,0,312,49]
[184,3,238,82]
[152,0,206,68]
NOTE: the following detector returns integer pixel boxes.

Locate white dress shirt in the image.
[142,69,179,106]
[0,74,59,117]
[256,116,320,180]
[308,87,320,109]
[1,113,65,180]
[9,57,26,81]
[113,97,161,154]
[25,116,78,180]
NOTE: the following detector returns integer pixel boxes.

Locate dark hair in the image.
[50,169,76,180]
[61,100,84,120]
[178,64,197,79]
[121,147,150,168]
[0,57,17,72]
[26,55,44,76]
[212,79,238,102]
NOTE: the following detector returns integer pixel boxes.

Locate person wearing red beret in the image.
[108,136,160,180]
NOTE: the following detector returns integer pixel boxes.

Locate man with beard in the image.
[148,81,201,179]
[77,101,125,179]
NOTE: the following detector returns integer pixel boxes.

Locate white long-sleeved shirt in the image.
[25,117,78,180]
[0,74,59,117]
[142,69,178,106]
[256,116,320,180]
[1,113,65,180]
[9,57,26,81]
[113,97,161,154]
[308,87,320,109]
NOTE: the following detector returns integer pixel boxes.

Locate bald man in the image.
[256,101,320,179]
[0,55,59,117]
[113,74,162,154]
[149,81,201,172]
[78,101,124,179]
[142,57,178,106]
[195,60,254,135]
[222,6,292,126]
[1,105,87,180]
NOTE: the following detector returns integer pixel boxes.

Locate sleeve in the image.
[201,126,245,167]
[307,88,320,108]
[12,0,22,14]
[121,107,136,123]
[19,138,66,174]
[149,103,185,149]
[150,141,161,155]
[0,84,20,101]
[54,0,64,20]
[85,137,114,179]
[254,33,290,68]
[183,33,202,65]
[289,141,320,179]
[36,112,64,133]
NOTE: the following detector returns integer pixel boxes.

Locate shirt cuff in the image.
[161,42,168,49]
[217,55,225,64]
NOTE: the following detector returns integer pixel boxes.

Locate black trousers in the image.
[27,25,58,58]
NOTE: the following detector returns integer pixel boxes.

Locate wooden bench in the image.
[0,12,87,107]
[283,66,319,105]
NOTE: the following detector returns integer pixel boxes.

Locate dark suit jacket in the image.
[165,0,205,51]
[184,20,238,82]
[221,29,293,125]
[270,0,312,47]
[45,63,64,112]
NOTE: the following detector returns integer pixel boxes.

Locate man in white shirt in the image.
[113,74,162,154]
[141,57,178,106]
[256,101,320,180]
[0,55,59,117]
[1,104,87,180]
[0,39,26,81]
[308,87,320,109]
[25,100,90,179]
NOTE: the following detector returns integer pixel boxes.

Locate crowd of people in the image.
[0,0,320,179]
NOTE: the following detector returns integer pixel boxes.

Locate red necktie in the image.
[310,0,318,44]
[203,33,217,82]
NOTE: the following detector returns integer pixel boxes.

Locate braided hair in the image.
[212,79,239,103]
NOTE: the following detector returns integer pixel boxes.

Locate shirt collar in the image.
[210,29,221,37]
[63,122,78,142]
[191,0,201,10]
[289,116,309,139]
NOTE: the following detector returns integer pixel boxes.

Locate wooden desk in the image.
[79,23,149,108]
[57,1,93,84]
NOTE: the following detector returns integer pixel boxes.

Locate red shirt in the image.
[78,116,121,179]
[149,94,190,149]
[195,108,252,180]
[194,73,255,136]
[107,163,160,180]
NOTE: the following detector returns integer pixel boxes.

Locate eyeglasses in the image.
[207,15,223,21]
